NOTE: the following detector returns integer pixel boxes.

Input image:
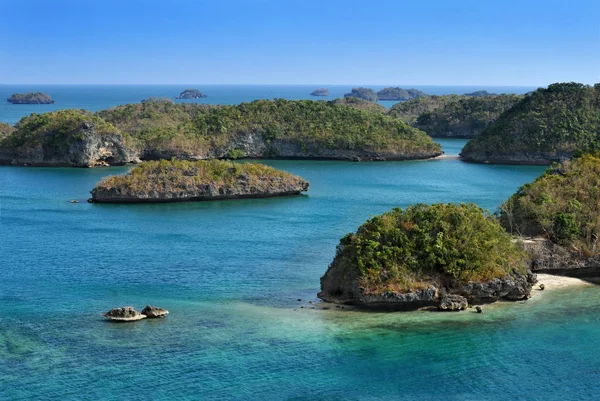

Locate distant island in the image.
[318,203,535,310]
[464,90,497,97]
[0,99,442,167]
[310,88,329,96]
[344,87,378,102]
[176,89,207,99]
[376,87,427,101]
[328,97,386,113]
[388,94,522,138]
[90,159,309,203]
[7,92,55,104]
[460,82,600,164]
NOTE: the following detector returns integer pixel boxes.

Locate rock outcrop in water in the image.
[141,305,169,318]
[176,89,207,99]
[0,110,139,167]
[318,203,536,310]
[310,88,329,96]
[461,82,600,164]
[90,159,310,203]
[7,92,55,104]
[103,306,146,321]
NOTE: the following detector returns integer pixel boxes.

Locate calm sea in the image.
[0,84,536,125]
[2,87,600,400]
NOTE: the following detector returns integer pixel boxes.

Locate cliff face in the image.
[523,238,600,277]
[0,111,139,167]
[91,159,309,203]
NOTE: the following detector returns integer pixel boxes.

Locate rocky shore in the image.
[90,159,309,203]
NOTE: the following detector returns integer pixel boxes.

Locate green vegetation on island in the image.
[0,122,15,138]
[328,97,386,113]
[376,87,427,101]
[91,159,309,203]
[141,97,174,104]
[464,90,497,97]
[176,89,207,99]
[310,88,329,96]
[1,99,442,166]
[461,82,600,164]
[7,92,55,104]
[500,154,600,263]
[344,87,378,102]
[319,203,534,310]
[388,94,522,138]
[0,109,135,166]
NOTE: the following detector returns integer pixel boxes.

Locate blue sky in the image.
[1,0,598,85]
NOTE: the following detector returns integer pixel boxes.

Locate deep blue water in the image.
[3,137,600,400]
[0,84,536,125]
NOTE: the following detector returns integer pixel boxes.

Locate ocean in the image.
[0,84,536,125]
[2,86,599,400]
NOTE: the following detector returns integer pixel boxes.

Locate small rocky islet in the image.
[176,88,207,99]
[103,305,169,321]
[7,92,55,104]
[90,159,309,203]
[310,88,329,96]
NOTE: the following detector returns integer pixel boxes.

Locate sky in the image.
[0,0,598,85]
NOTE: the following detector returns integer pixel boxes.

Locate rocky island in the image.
[318,203,535,310]
[90,159,309,203]
[344,87,379,102]
[0,99,442,166]
[387,94,522,138]
[460,82,600,164]
[0,110,138,167]
[176,89,207,99]
[7,92,55,104]
[376,87,427,101]
[310,88,329,96]
[499,153,600,276]
[464,90,497,97]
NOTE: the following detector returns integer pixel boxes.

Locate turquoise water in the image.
[0,84,535,125]
[4,138,600,400]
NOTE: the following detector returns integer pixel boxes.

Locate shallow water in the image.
[2,139,599,400]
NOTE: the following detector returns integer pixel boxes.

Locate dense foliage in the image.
[464,90,496,97]
[0,122,15,138]
[310,88,329,96]
[94,159,304,195]
[377,87,427,100]
[328,97,386,113]
[499,153,600,255]
[388,94,522,137]
[344,87,378,102]
[97,99,440,156]
[1,110,119,155]
[176,89,207,99]
[462,82,600,157]
[141,97,174,104]
[7,92,55,104]
[332,203,528,293]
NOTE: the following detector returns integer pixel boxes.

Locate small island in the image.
[7,92,55,104]
[176,89,207,99]
[310,88,329,96]
[344,87,378,102]
[90,159,310,203]
[376,87,427,101]
[318,203,535,310]
[464,90,496,97]
[328,97,386,113]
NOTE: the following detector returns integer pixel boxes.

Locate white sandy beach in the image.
[530,273,593,298]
